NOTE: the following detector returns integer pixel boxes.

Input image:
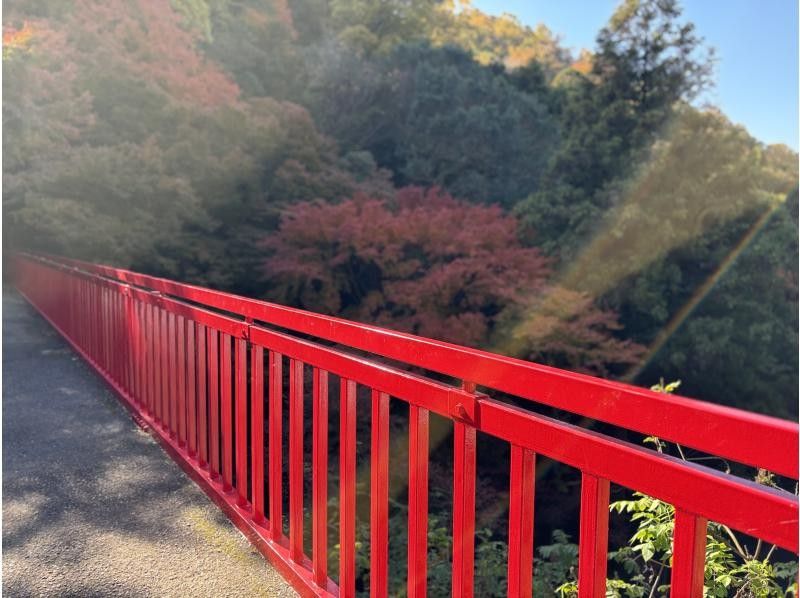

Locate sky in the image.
[474,0,799,150]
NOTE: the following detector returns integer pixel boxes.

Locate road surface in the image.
[3,290,297,597]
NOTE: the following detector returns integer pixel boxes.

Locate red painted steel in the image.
[507,446,535,598]
[187,321,197,456]
[340,378,357,598]
[578,474,611,598]
[671,510,708,597]
[178,316,187,447]
[13,254,800,598]
[407,404,429,598]
[312,367,329,589]
[160,308,170,432]
[44,254,797,479]
[208,328,220,478]
[168,311,177,438]
[290,359,304,563]
[452,419,477,598]
[370,390,390,598]
[221,333,233,492]
[269,350,283,542]
[251,345,266,523]
[197,324,208,466]
[235,338,248,506]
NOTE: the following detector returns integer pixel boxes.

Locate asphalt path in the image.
[3,290,297,597]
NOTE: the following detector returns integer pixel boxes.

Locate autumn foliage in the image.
[263,187,642,373]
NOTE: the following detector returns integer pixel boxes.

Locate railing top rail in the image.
[24,252,799,479]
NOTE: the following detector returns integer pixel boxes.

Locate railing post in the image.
[340,378,357,598]
[407,404,429,598]
[370,390,390,598]
[452,381,477,598]
[268,351,283,541]
[312,368,329,588]
[197,324,208,467]
[508,446,535,598]
[235,336,248,505]
[578,473,610,598]
[289,358,304,562]
[671,510,707,597]
[250,343,265,523]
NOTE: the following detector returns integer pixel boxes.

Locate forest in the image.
[3,0,798,595]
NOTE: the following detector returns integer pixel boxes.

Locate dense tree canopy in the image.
[4,0,797,593]
[4,0,796,415]
[306,42,559,205]
[263,186,642,373]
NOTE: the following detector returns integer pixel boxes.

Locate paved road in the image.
[3,290,297,597]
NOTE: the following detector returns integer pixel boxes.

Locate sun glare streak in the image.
[352,109,792,522]
[623,201,781,382]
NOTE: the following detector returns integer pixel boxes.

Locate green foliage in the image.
[170,0,213,40]
[430,1,571,75]
[539,381,799,597]
[306,41,559,206]
[203,0,306,100]
[516,0,714,260]
[534,530,579,595]
[3,3,797,593]
[328,0,440,55]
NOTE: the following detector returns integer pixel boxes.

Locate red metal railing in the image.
[13,253,798,598]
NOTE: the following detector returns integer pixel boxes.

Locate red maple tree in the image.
[264,187,643,374]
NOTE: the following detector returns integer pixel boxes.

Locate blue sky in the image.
[474,0,799,150]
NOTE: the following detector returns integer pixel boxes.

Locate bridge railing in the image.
[13,253,798,598]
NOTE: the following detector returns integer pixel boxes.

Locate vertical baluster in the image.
[221,333,233,492]
[84,279,90,353]
[106,288,113,377]
[251,345,265,522]
[121,290,128,389]
[91,282,99,363]
[269,351,283,541]
[98,285,104,369]
[127,293,136,400]
[208,328,220,478]
[153,306,163,424]
[507,446,536,598]
[113,289,119,381]
[370,390,390,598]
[177,316,187,446]
[187,321,197,457]
[76,277,84,350]
[168,312,178,438]
[312,368,329,588]
[95,283,102,365]
[290,359,304,562]
[577,473,610,598]
[340,378,357,598]
[130,294,136,397]
[82,278,89,357]
[671,510,707,597]
[197,324,208,467]
[235,337,248,506]
[149,303,158,418]
[452,419,477,598]
[115,289,122,385]
[146,303,155,418]
[115,289,121,384]
[160,308,170,431]
[141,301,149,411]
[106,287,113,373]
[124,291,132,393]
[407,404,429,598]
[102,287,109,371]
